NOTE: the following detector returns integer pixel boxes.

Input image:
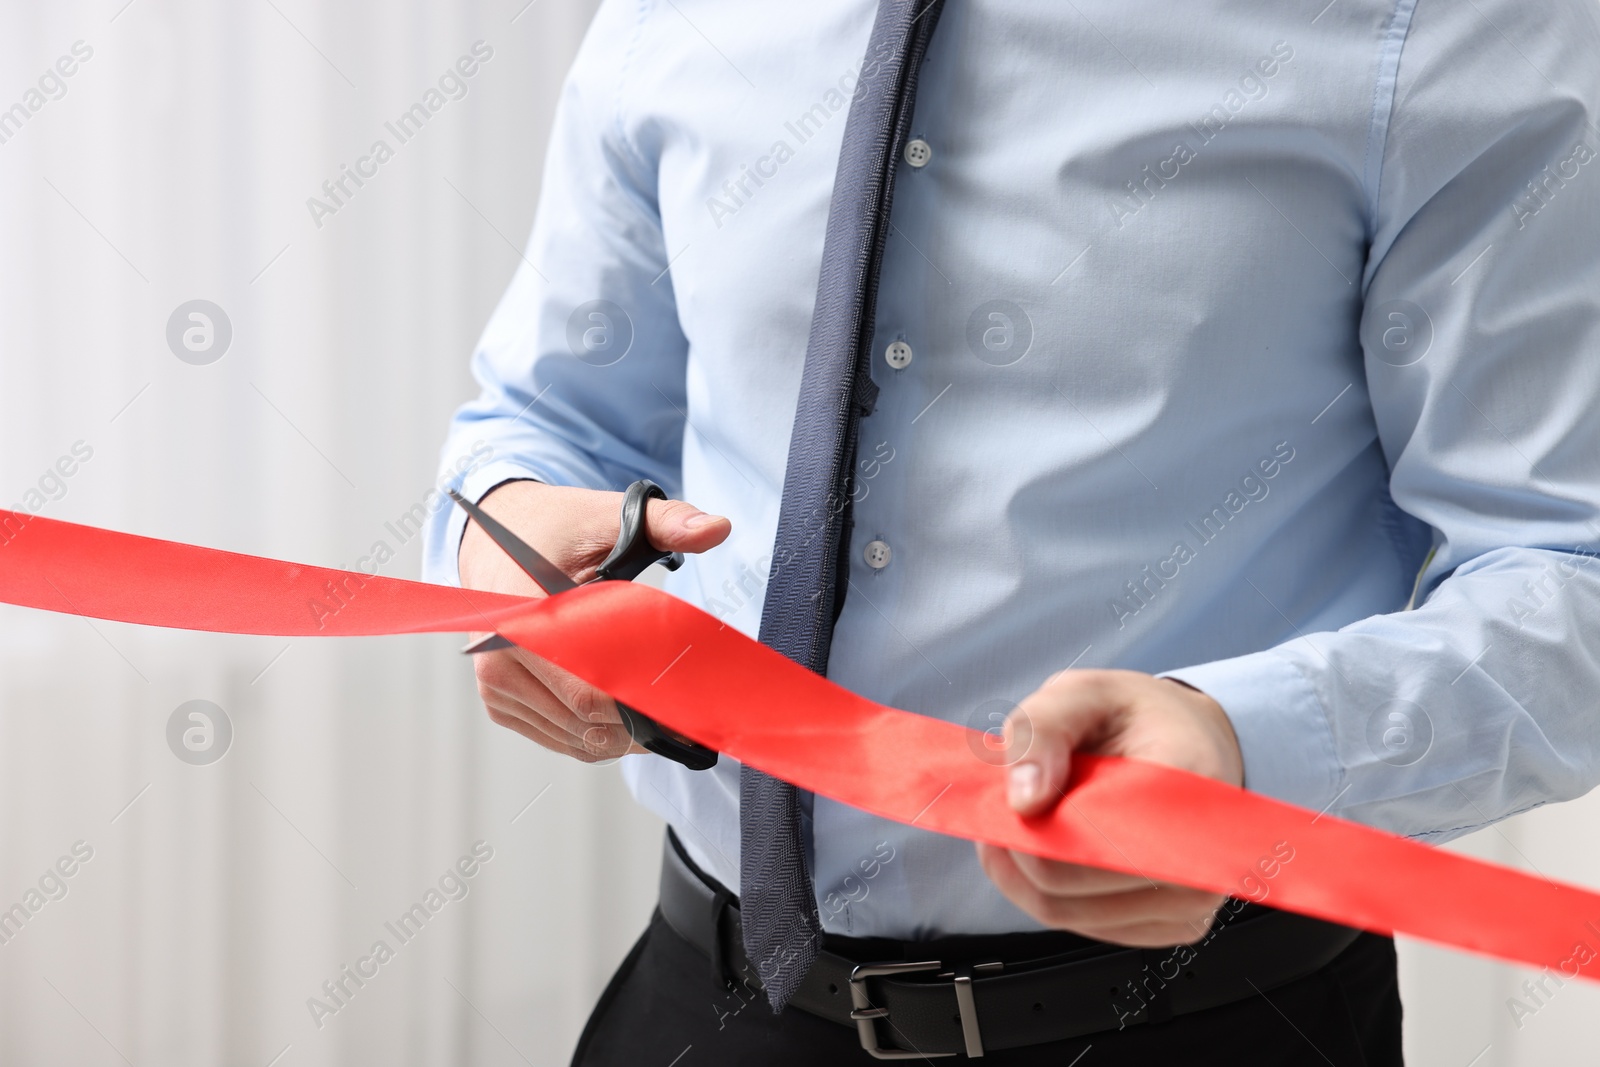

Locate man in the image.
[423,0,1600,1062]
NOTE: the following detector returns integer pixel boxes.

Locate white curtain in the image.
[0,1,1596,1064]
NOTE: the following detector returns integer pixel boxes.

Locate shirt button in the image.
[884,340,913,370]
[904,138,932,168]
[863,540,892,569]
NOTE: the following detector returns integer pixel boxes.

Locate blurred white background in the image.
[0,1,1597,1064]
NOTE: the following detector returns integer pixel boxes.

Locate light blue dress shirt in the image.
[424,0,1600,938]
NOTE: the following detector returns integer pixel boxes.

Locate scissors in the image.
[448,480,720,771]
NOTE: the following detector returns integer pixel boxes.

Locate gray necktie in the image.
[741,0,946,1012]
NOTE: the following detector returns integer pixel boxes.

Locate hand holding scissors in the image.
[451,479,722,770]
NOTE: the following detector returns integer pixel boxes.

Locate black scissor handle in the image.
[615,703,719,771]
[597,480,718,772]
[595,479,684,582]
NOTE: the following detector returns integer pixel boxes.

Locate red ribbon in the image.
[5,508,1599,982]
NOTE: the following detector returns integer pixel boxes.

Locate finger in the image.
[482,691,639,762]
[477,650,604,741]
[1005,852,1154,897]
[512,647,629,736]
[483,673,630,756]
[643,496,732,555]
[493,644,617,734]
[481,692,589,757]
[1062,919,1214,948]
[977,844,1219,942]
[1005,670,1132,817]
[483,650,652,759]
[1031,881,1220,932]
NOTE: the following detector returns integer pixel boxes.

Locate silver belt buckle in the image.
[848,959,1002,1059]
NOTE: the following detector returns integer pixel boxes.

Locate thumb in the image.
[1004,672,1117,817]
[643,496,732,554]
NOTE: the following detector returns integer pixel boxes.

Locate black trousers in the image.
[572,910,1403,1066]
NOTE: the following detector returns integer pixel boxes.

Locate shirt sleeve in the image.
[1166,0,1600,840]
[422,0,685,587]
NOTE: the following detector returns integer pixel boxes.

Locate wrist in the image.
[1164,678,1244,788]
[457,478,544,580]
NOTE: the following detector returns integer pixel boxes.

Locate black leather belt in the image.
[658,831,1361,1059]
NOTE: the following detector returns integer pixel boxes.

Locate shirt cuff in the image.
[1161,648,1341,812]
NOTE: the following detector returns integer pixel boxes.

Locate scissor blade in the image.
[461,633,514,655]
[446,488,578,595]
